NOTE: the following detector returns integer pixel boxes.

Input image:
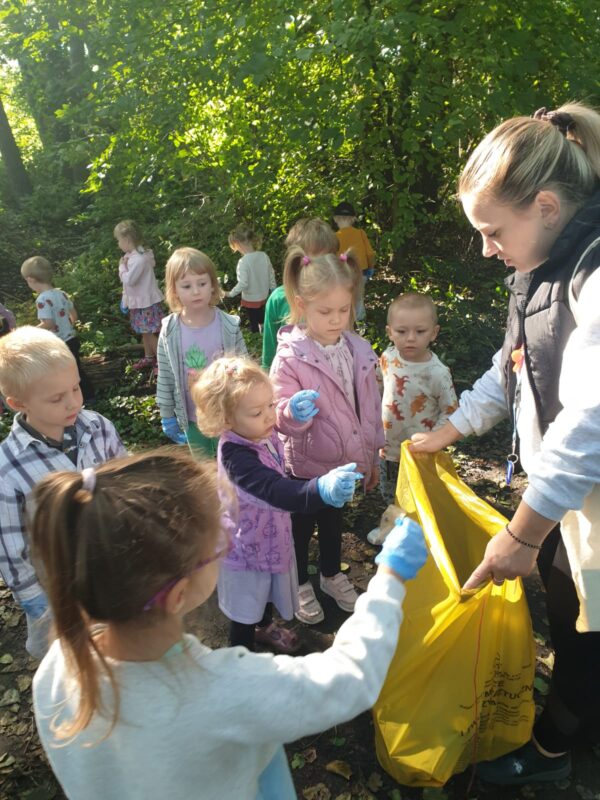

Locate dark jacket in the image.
[501,189,600,437]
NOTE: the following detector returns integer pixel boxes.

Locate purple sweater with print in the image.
[219,430,325,573]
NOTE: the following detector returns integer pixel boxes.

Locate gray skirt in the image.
[218,556,299,624]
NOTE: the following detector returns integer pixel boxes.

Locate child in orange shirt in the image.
[333,202,375,321]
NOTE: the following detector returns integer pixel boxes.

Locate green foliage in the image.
[0,0,599,361]
[93,391,163,450]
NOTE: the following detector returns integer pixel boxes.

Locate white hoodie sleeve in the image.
[449,349,509,437]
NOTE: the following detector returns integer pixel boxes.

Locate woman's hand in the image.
[462,528,539,590]
[409,422,462,453]
[462,500,556,590]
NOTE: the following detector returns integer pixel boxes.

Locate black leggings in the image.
[534,526,600,751]
[244,305,265,333]
[292,505,343,585]
[229,604,273,650]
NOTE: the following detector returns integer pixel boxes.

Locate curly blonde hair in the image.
[193,356,270,438]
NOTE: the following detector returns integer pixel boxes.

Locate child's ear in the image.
[164,577,190,615]
[385,324,392,339]
[294,295,305,316]
[431,324,440,343]
[5,396,25,413]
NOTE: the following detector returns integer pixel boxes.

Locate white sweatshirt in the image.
[33,572,405,800]
[228,251,277,302]
[450,268,600,522]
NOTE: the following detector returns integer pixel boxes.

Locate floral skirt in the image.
[130,302,164,334]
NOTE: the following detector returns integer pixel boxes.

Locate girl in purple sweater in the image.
[193,356,361,654]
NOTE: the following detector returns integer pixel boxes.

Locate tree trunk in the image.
[0,95,33,202]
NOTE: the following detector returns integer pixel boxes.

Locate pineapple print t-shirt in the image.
[179,314,223,424]
[379,346,458,462]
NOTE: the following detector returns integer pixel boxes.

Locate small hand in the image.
[119,299,129,315]
[161,417,188,445]
[317,462,363,507]
[409,422,461,454]
[20,594,48,620]
[375,517,428,582]
[289,389,320,423]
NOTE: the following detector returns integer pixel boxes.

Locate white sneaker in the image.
[320,572,358,613]
[295,581,324,625]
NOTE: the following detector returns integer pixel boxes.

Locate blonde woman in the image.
[412,103,600,785]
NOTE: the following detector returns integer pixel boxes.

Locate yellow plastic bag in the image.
[373,442,535,787]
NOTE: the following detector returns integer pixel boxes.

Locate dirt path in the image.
[1,440,599,799]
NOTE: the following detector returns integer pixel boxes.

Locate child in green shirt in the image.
[261,218,338,370]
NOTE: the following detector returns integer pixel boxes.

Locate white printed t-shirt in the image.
[379,346,457,462]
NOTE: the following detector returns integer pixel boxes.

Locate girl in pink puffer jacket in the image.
[270,248,384,626]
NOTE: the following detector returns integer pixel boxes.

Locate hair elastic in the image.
[301,255,310,265]
[532,107,575,136]
[225,363,239,376]
[339,252,348,262]
[81,467,96,493]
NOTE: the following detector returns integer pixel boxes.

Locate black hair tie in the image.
[533,106,575,136]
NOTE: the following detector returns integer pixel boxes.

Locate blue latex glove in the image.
[289,390,320,422]
[119,299,129,314]
[375,516,428,581]
[317,462,363,508]
[161,416,187,445]
[364,268,375,279]
[20,594,48,620]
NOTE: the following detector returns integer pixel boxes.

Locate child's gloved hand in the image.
[289,390,320,422]
[364,268,375,279]
[317,462,363,507]
[161,417,187,445]
[20,594,48,620]
[375,517,428,581]
[119,299,129,314]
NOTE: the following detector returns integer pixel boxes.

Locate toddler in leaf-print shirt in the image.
[377,293,457,504]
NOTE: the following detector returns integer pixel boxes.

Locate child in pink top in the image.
[115,220,164,371]
[270,248,383,625]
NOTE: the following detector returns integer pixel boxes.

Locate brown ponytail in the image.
[30,449,224,738]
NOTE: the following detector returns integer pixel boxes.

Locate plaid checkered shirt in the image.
[0,410,126,606]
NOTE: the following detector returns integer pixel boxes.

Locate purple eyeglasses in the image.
[143,536,231,612]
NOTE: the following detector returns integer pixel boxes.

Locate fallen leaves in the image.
[325,760,353,780]
[303,783,331,800]
[0,688,20,708]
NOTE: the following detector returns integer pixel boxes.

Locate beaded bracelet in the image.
[504,523,542,550]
